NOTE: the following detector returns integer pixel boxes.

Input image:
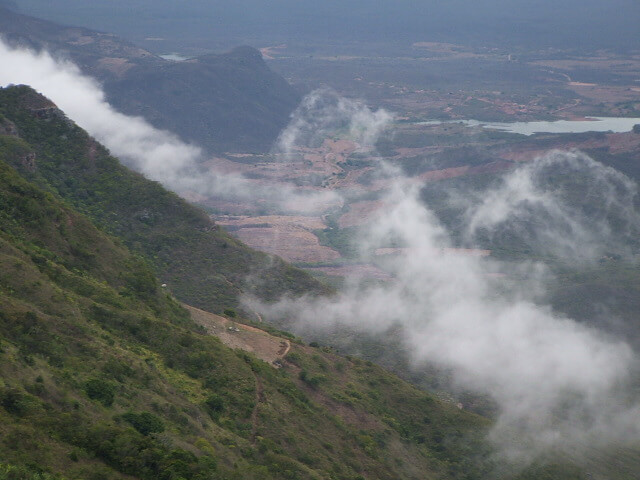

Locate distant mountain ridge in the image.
[7,0,640,50]
[0,6,300,153]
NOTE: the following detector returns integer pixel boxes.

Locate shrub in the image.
[205,394,225,418]
[0,463,61,479]
[84,379,115,407]
[0,388,33,416]
[284,351,301,366]
[299,371,326,389]
[122,411,165,436]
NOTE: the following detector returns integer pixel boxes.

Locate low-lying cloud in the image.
[248,173,640,460]
[464,150,640,263]
[274,87,393,158]
[0,39,339,213]
[249,99,640,462]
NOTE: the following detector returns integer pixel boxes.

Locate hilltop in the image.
[0,6,300,153]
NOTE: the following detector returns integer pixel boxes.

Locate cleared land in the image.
[185,305,291,366]
[216,215,340,263]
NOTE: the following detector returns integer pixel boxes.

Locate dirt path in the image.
[277,340,290,357]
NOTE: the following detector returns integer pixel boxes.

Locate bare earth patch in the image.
[305,264,393,281]
[339,200,385,228]
[185,305,290,367]
[216,215,340,263]
[96,57,134,76]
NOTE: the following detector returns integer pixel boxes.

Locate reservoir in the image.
[420,117,640,135]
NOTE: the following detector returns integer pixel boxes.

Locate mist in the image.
[249,176,640,460]
[464,150,640,263]
[274,87,393,159]
[247,94,640,462]
[0,39,339,213]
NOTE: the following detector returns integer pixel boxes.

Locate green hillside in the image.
[0,85,327,316]
[0,156,484,479]
[0,84,599,479]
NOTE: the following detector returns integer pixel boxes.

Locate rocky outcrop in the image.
[0,116,18,136]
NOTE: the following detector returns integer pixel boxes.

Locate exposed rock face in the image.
[20,151,37,172]
[0,116,18,136]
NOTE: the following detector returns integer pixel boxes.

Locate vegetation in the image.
[0,84,597,479]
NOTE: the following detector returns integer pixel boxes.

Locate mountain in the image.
[0,85,326,315]
[0,83,592,480]
[105,45,300,154]
[0,6,300,153]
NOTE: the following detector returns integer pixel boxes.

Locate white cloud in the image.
[0,39,341,213]
[247,159,640,462]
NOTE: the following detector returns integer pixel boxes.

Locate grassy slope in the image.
[0,154,495,480]
[0,85,494,480]
[0,85,328,315]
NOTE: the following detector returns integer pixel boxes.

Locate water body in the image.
[159,53,191,62]
[419,117,640,135]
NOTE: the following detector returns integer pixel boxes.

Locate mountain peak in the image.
[1,85,57,111]
[228,45,264,62]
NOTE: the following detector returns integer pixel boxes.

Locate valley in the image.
[201,117,640,279]
[1,3,640,479]
[170,40,640,285]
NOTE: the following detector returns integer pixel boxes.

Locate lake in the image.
[419,117,640,135]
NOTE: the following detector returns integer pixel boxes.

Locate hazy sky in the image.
[8,0,640,50]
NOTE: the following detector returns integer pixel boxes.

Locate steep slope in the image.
[0,6,300,153]
[0,136,559,479]
[0,157,486,479]
[0,84,601,480]
[0,85,327,314]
